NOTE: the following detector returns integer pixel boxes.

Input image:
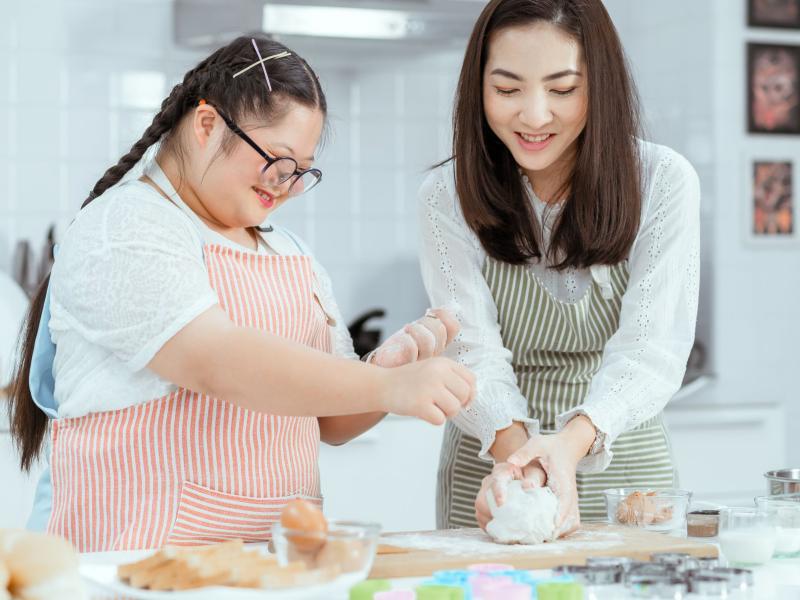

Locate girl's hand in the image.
[506,417,597,537]
[474,461,547,529]
[370,308,459,367]
[376,357,475,425]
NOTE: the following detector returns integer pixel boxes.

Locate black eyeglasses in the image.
[214,106,322,197]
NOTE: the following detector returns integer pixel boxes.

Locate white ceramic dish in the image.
[79,549,360,599]
[80,562,361,599]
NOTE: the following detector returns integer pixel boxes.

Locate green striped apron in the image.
[437,258,677,528]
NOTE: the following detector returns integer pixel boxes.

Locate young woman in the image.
[9,35,475,552]
[418,0,700,536]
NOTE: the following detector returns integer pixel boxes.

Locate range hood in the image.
[175,0,484,56]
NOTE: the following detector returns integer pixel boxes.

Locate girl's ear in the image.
[191,103,222,150]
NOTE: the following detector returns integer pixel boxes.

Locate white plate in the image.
[79,552,360,599]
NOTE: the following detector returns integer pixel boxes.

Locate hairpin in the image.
[251,39,272,92]
[232,42,292,89]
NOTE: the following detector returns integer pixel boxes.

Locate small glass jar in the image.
[687,510,720,537]
[718,507,777,565]
[755,496,800,558]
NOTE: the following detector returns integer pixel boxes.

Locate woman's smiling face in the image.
[482,21,588,187]
[188,101,324,229]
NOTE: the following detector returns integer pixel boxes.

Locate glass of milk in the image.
[718,507,777,566]
[755,496,800,558]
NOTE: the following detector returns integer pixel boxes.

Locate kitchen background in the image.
[0,0,798,531]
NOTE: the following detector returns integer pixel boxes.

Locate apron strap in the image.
[589,264,615,300]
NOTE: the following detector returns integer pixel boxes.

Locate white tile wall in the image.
[709,0,800,467]
[607,0,800,468]
[0,0,206,275]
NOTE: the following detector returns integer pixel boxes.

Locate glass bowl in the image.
[755,495,800,558]
[603,488,691,533]
[719,507,777,566]
[271,520,381,588]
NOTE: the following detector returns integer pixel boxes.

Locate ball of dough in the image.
[0,558,9,588]
[0,560,9,600]
[1,531,85,600]
[486,481,559,545]
[0,530,27,557]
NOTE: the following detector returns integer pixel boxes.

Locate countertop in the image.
[80,540,800,599]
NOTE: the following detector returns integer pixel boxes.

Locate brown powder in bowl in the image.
[687,510,720,537]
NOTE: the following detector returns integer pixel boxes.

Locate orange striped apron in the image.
[46,245,331,552]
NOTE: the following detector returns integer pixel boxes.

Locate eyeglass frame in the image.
[209,103,323,196]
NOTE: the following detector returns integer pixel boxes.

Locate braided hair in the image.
[9,35,326,471]
[85,36,325,207]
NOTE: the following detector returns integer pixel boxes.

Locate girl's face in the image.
[189,101,324,228]
[482,22,588,187]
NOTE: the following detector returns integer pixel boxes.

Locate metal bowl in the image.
[765,469,800,495]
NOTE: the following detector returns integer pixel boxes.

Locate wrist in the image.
[559,415,596,464]
[367,361,392,413]
[490,421,530,463]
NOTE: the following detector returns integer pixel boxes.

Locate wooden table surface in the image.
[370,524,718,578]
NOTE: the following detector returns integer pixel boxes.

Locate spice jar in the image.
[687,510,720,537]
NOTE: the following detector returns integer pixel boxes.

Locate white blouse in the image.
[417,141,701,472]
[49,161,357,419]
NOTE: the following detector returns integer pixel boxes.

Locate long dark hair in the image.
[8,35,327,471]
[452,0,642,268]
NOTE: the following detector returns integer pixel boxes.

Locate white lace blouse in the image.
[49,161,357,419]
[417,141,700,472]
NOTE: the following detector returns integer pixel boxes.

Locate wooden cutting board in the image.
[370,524,717,578]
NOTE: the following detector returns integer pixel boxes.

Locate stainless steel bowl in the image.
[765,469,800,495]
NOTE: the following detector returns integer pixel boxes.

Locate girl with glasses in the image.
[419,0,700,538]
[8,35,475,552]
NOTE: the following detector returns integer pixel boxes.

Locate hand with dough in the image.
[367,307,459,367]
[474,461,547,530]
[507,415,598,538]
[486,480,559,545]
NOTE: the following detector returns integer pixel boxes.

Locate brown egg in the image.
[314,539,367,573]
[280,499,328,552]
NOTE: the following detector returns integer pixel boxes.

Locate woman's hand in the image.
[369,308,459,367]
[506,416,597,537]
[474,461,547,529]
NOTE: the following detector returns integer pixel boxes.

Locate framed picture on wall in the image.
[747,43,800,134]
[748,0,800,28]
[746,158,798,243]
